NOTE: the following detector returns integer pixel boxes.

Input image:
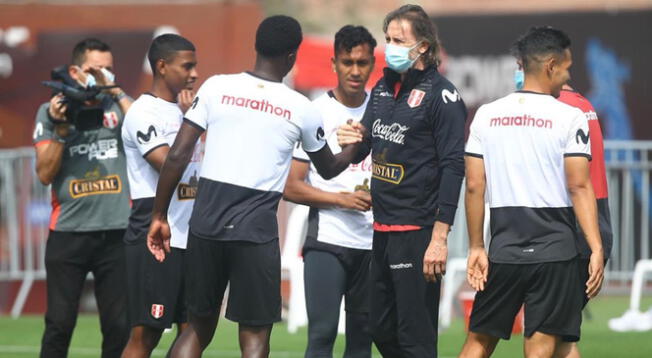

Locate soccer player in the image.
[459,27,605,358]
[554,85,613,358]
[283,25,376,358]
[120,34,199,358]
[147,16,362,358]
[336,5,467,357]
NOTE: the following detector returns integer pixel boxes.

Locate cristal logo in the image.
[372,119,409,145]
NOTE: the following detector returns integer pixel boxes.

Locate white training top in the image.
[294,91,373,250]
[182,72,327,243]
[122,94,202,248]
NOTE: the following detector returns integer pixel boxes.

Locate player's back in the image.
[466,91,591,263]
[184,72,325,242]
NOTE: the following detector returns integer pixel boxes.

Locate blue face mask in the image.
[514,69,524,90]
[385,42,421,73]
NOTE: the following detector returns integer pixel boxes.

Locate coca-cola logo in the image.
[372,119,409,145]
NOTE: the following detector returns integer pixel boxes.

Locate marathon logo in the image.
[489,115,552,129]
[390,263,413,270]
[372,161,404,184]
[69,175,121,199]
[221,95,291,120]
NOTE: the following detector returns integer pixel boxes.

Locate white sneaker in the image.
[609,309,652,332]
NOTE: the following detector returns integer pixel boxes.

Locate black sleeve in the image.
[352,93,374,164]
[430,87,467,225]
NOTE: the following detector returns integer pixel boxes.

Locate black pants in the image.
[304,250,372,358]
[40,230,128,358]
[370,229,441,358]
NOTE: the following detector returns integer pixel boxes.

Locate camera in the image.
[42,66,115,131]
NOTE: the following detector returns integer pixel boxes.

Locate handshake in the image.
[337,120,367,147]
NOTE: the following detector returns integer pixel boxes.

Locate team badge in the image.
[151,304,165,319]
[103,112,119,129]
[407,89,425,108]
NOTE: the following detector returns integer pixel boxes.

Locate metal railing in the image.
[1,141,651,316]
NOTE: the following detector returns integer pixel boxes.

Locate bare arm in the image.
[565,156,604,298]
[464,156,489,291]
[148,121,203,262]
[35,95,69,185]
[283,159,371,211]
[143,146,170,172]
[307,142,362,180]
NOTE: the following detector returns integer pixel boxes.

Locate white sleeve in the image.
[300,102,327,153]
[465,106,484,158]
[564,109,592,160]
[292,142,310,162]
[184,78,212,130]
[124,109,168,157]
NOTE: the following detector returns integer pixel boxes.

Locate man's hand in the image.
[586,250,605,299]
[147,216,171,263]
[337,190,372,211]
[337,120,365,147]
[467,247,489,291]
[48,94,68,121]
[423,221,449,282]
[178,89,195,113]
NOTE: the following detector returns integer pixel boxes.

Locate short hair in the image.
[71,38,110,66]
[511,26,571,73]
[334,25,377,56]
[255,15,302,57]
[147,34,196,73]
[383,4,441,66]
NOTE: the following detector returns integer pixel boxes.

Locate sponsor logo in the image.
[441,89,460,104]
[576,129,590,144]
[69,172,122,199]
[372,149,404,184]
[224,224,235,229]
[522,248,534,253]
[354,178,370,192]
[349,155,372,173]
[69,139,119,160]
[390,262,413,269]
[372,119,409,145]
[316,126,325,141]
[103,112,119,129]
[407,89,426,108]
[151,304,165,319]
[489,115,553,129]
[136,125,157,144]
[33,122,44,139]
[378,91,392,97]
[585,110,598,121]
[177,171,198,200]
[191,96,199,110]
[221,95,291,120]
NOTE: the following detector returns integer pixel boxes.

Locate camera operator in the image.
[33,38,132,358]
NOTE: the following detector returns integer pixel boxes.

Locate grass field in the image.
[0,296,650,357]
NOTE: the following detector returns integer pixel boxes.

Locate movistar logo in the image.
[441,89,460,104]
[576,129,590,144]
[137,125,157,144]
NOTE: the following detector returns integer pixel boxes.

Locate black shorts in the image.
[369,228,440,357]
[469,259,584,342]
[185,232,281,326]
[125,241,187,329]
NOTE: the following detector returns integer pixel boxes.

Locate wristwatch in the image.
[113,89,127,102]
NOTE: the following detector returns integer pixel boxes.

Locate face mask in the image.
[385,42,422,73]
[514,69,524,90]
[76,67,115,88]
[101,67,115,83]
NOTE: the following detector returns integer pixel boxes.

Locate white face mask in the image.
[76,67,115,88]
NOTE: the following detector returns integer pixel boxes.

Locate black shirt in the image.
[356,66,467,227]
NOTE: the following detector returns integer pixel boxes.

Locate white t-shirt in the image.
[183,72,327,243]
[122,94,202,248]
[465,91,591,263]
[294,91,373,250]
